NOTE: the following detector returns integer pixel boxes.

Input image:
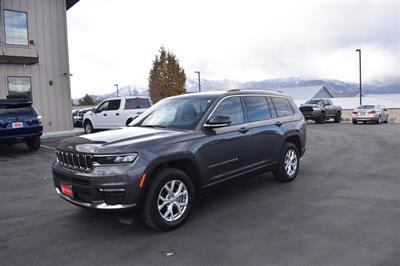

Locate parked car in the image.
[352,104,388,124]
[299,98,342,123]
[0,99,43,151]
[73,107,92,127]
[53,90,306,231]
[83,96,151,134]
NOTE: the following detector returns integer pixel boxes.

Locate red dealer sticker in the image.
[12,122,23,128]
[60,184,73,198]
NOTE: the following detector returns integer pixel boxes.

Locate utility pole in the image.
[355,49,362,105]
[114,84,119,97]
[195,71,201,92]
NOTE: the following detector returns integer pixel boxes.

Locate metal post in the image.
[114,84,119,97]
[195,71,201,92]
[355,49,362,105]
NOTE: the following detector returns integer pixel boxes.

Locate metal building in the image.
[0,0,79,132]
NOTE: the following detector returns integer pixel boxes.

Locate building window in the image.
[4,10,29,45]
[8,77,32,100]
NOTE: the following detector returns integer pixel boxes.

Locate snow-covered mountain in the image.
[74,76,400,104]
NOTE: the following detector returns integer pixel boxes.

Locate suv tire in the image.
[317,112,325,124]
[352,120,357,124]
[142,168,195,231]
[26,137,41,151]
[84,120,94,134]
[273,142,299,183]
[334,112,341,123]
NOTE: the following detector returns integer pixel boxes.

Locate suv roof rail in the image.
[227,88,285,94]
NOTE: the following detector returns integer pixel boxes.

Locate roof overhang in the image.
[67,0,80,10]
[0,55,39,65]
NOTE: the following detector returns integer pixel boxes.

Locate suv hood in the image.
[301,104,321,108]
[57,127,192,154]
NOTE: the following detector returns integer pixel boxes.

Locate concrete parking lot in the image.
[1,123,399,266]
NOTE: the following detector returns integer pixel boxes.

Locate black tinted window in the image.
[0,105,34,116]
[108,100,121,111]
[271,97,294,117]
[125,98,151,109]
[212,97,244,125]
[243,96,271,122]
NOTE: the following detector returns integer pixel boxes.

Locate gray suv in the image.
[53,90,306,231]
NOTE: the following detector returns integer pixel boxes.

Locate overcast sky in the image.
[67,0,400,98]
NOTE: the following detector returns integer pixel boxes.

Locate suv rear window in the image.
[243,96,271,122]
[125,98,151,109]
[271,97,294,117]
[0,105,34,117]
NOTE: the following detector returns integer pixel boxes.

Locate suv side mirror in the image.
[92,107,97,113]
[204,115,232,128]
[384,108,387,112]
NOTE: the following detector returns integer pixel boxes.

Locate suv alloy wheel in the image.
[273,142,300,182]
[142,168,195,231]
[84,120,94,134]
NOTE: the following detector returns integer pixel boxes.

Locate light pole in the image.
[114,83,119,97]
[355,49,362,105]
[194,71,201,92]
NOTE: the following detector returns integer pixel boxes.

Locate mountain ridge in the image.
[73,76,400,103]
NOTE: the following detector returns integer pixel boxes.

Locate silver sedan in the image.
[352,104,389,124]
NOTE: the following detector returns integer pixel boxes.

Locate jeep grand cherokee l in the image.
[53,90,306,231]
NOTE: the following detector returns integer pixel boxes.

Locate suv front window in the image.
[212,97,244,125]
[96,101,109,112]
[133,97,214,130]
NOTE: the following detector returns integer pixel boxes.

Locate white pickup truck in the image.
[83,96,151,134]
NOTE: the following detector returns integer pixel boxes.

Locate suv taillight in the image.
[37,116,43,124]
[368,110,376,114]
[352,111,358,115]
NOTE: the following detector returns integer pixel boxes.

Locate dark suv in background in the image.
[0,99,43,151]
[53,90,306,231]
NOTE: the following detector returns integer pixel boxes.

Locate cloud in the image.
[67,0,400,98]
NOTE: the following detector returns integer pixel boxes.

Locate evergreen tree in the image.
[148,47,186,103]
[79,94,95,106]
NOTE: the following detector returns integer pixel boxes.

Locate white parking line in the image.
[41,144,56,150]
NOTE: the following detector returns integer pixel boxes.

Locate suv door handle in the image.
[275,121,283,127]
[239,127,249,134]
[116,113,119,116]
[103,114,107,116]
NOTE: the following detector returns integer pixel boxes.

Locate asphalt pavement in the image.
[1,122,399,266]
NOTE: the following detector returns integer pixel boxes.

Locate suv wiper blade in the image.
[140,124,166,128]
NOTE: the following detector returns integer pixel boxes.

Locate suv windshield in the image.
[358,105,375,109]
[305,100,324,105]
[131,96,214,130]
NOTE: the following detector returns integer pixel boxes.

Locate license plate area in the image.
[60,184,74,198]
[12,122,23,128]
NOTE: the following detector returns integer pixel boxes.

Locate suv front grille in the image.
[300,106,314,112]
[56,150,94,171]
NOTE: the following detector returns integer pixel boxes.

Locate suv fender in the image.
[137,153,203,206]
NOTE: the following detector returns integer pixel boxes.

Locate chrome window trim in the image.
[203,94,291,128]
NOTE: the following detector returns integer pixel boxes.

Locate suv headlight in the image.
[93,153,138,165]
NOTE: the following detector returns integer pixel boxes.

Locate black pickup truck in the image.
[299,99,342,124]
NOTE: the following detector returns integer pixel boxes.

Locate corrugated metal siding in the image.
[0,0,72,132]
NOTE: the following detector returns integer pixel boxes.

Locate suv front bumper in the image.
[55,187,137,209]
[52,161,145,211]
